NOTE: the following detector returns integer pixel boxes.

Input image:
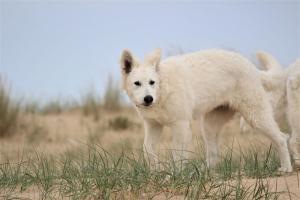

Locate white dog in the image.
[120,49,292,172]
[287,59,300,164]
[240,51,300,165]
[240,52,288,135]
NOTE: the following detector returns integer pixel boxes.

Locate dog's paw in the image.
[278,166,293,173]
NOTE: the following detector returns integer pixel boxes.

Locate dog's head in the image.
[120,49,161,108]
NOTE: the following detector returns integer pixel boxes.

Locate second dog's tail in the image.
[256,51,283,71]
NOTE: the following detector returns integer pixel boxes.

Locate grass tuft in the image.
[41,99,64,115]
[0,78,20,137]
[108,116,131,131]
[0,144,290,199]
[81,88,101,121]
[103,76,122,111]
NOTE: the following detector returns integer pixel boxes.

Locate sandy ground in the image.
[5,174,300,200]
[152,174,300,200]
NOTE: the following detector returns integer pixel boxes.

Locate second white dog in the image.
[120,48,292,172]
[287,60,300,163]
[240,52,300,166]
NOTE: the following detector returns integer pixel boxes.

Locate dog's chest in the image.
[138,106,176,125]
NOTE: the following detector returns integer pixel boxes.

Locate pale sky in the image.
[1,0,299,102]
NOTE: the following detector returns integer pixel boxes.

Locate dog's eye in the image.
[149,80,155,85]
[134,81,141,86]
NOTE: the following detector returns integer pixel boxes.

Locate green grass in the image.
[0,144,292,200]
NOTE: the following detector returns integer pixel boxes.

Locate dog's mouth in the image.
[136,103,153,108]
[143,102,152,107]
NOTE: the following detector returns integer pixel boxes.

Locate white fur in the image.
[287,60,300,164]
[120,49,292,172]
[201,106,235,167]
[240,52,288,134]
[240,52,300,166]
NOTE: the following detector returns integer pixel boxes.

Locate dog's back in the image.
[158,49,262,113]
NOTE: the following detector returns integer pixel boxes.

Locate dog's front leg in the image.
[170,120,192,163]
[143,119,163,165]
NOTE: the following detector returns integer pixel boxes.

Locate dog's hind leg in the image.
[236,89,292,172]
[143,119,163,165]
[201,107,235,168]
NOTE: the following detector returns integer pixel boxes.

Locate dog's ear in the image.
[120,49,134,74]
[145,48,161,70]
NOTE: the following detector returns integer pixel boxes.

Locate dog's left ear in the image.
[145,48,161,70]
[120,49,135,74]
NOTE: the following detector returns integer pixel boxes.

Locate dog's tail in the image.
[256,51,282,72]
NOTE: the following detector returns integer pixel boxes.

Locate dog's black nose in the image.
[144,95,153,105]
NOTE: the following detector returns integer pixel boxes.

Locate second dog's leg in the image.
[170,120,192,162]
[143,120,163,164]
[289,131,300,164]
[287,74,300,165]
